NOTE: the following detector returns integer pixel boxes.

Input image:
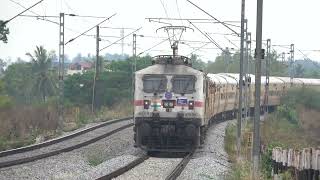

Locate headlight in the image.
[144,100,150,109]
[162,100,175,108]
[188,101,194,110]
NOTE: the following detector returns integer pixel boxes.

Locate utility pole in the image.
[243,19,249,126]
[247,33,252,74]
[132,34,137,114]
[121,28,125,58]
[264,39,271,116]
[237,0,246,158]
[91,25,100,113]
[58,13,65,130]
[282,52,285,64]
[290,44,295,85]
[224,47,229,73]
[253,0,264,177]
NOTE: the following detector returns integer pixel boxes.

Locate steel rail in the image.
[0,117,131,157]
[0,121,133,168]
[165,151,194,180]
[96,155,149,180]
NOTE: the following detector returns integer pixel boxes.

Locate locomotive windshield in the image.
[143,75,167,93]
[172,75,196,94]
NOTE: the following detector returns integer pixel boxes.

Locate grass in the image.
[223,87,320,180]
[0,100,133,151]
[86,147,105,166]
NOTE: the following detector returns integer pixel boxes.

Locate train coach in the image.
[133,55,320,152]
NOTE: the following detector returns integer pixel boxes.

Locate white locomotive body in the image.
[134,56,205,152]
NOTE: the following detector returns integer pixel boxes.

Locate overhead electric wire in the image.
[224,36,239,49]
[186,42,211,56]
[175,0,184,26]
[65,13,116,45]
[7,0,94,38]
[191,21,241,28]
[148,19,172,26]
[146,17,240,23]
[296,48,320,68]
[2,0,44,25]
[185,0,239,36]
[100,27,142,52]
[100,26,136,30]
[18,14,59,18]
[159,0,169,18]
[137,32,182,56]
[188,21,225,53]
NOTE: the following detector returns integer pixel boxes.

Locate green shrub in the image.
[224,123,236,161]
[0,95,13,108]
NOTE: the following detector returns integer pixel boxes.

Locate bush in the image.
[0,95,13,108]
[224,123,237,162]
[282,87,320,110]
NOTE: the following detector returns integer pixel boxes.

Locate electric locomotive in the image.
[133,55,205,152]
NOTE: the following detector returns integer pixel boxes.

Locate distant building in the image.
[67,62,93,75]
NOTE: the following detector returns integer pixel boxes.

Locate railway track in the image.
[98,151,194,180]
[0,117,133,169]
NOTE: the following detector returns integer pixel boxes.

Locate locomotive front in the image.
[133,56,204,152]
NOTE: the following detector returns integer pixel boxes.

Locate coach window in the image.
[172,75,196,94]
[143,75,167,93]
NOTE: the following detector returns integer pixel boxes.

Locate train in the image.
[133,54,320,152]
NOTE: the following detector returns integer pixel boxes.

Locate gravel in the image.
[114,157,182,180]
[0,119,132,163]
[0,120,142,180]
[178,120,236,180]
[0,119,235,180]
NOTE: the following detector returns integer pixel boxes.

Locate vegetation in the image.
[26,46,57,102]
[0,20,9,43]
[0,46,153,151]
[225,87,320,179]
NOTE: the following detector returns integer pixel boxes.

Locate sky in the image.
[1,0,320,63]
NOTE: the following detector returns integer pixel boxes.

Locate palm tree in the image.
[26,46,56,102]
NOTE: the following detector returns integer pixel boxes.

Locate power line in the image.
[18,14,59,18]
[175,0,184,26]
[185,0,239,36]
[8,0,38,15]
[137,33,181,56]
[191,21,241,28]
[2,0,44,25]
[159,0,169,18]
[186,42,211,56]
[100,26,136,30]
[224,36,239,49]
[146,17,240,23]
[100,27,142,52]
[65,13,116,45]
[188,21,225,52]
[296,47,320,68]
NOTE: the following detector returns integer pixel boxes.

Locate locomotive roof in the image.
[207,73,238,85]
[135,64,203,76]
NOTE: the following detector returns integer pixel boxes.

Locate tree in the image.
[0,20,9,43]
[295,64,304,78]
[0,58,6,76]
[26,46,56,102]
[190,54,206,71]
[4,61,34,103]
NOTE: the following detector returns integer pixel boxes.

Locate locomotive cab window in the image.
[142,75,167,93]
[172,75,196,94]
